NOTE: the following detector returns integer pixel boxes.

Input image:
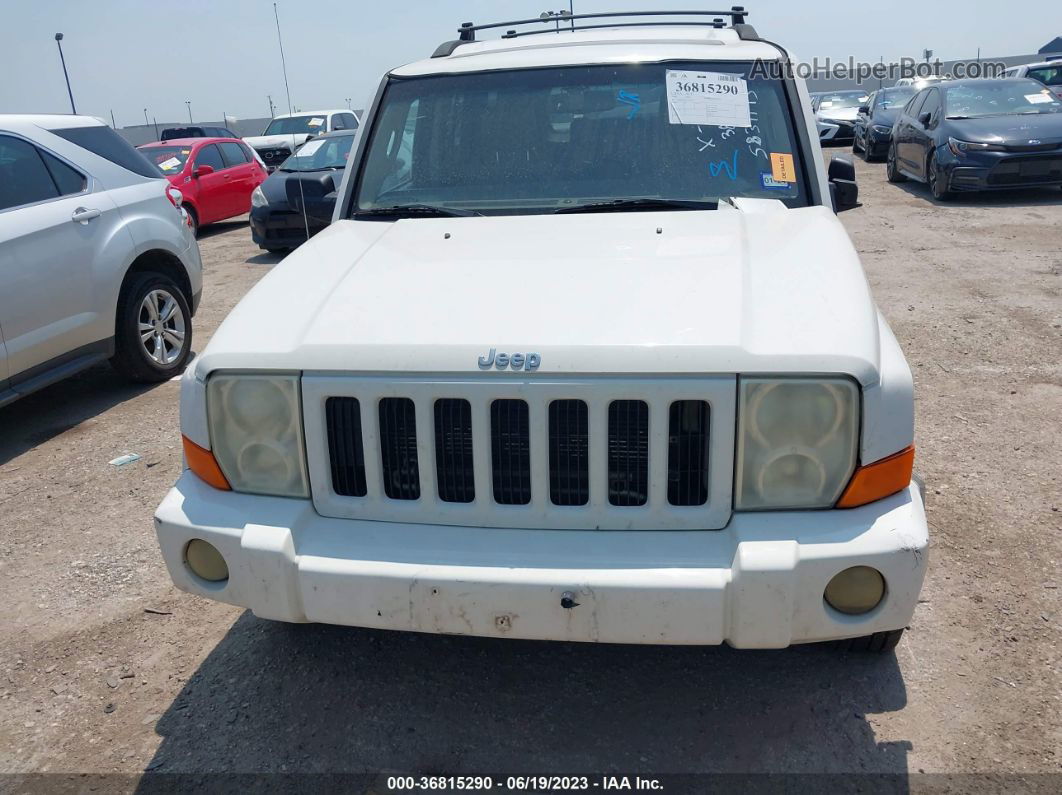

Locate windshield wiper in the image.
[555,198,719,214]
[355,204,482,218]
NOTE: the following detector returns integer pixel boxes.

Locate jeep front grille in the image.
[306,376,736,531]
[548,399,589,506]
[326,397,368,497]
[667,400,710,506]
[378,397,420,500]
[607,400,649,506]
[490,399,532,505]
[434,398,475,503]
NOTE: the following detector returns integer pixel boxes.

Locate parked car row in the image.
[813,71,1062,200]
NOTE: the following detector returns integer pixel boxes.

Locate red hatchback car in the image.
[138,138,266,235]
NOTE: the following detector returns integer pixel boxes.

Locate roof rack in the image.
[431,8,759,58]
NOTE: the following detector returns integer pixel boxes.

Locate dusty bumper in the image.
[155,472,928,647]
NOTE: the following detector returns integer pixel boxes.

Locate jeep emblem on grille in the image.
[478,348,540,371]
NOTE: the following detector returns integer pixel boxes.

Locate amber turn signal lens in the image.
[836,445,914,508]
[182,435,231,490]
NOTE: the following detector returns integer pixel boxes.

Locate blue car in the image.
[887,78,1062,200]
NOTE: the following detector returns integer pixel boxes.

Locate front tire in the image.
[110,272,193,383]
[886,144,906,183]
[928,150,952,201]
[836,628,905,653]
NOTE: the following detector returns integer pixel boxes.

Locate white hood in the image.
[243,133,311,150]
[197,202,882,384]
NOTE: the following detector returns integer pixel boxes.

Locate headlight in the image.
[735,377,859,510]
[250,186,268,208]
[206,373,309,498]
[947,136,1006,156]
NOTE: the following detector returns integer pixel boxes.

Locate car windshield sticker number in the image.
[297,140,325,157]
[1025,93,1053,104]
[769,152,796,183]
[308,117,325,127]
[157,157,182,171]
[666,70,751,127]
[761,172,788,189]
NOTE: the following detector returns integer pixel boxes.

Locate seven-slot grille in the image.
[324,395,713,511]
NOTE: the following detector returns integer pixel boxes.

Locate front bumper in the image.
[942,147,1062,191]
[818,119,855,143]
[155,473,929,648]
[865,129,893,157]
[249,205,322,249]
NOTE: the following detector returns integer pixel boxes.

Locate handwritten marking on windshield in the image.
[617,90,641,119]
[709,150,739,180]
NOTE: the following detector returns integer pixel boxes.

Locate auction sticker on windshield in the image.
[157,157,182,172]
[666,70,751,127]
[297,140,325,157]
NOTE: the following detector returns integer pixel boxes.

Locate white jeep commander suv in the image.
[156,10,928,652]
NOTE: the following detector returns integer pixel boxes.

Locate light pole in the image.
[143,108,149,127]
[54,33,76,114]
[268,95,276,117]
[185,101,192,123]
[345,97,351,109]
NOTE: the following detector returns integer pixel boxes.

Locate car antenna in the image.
[273,1,311,244]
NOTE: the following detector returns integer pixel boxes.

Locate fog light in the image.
[824,566,884,615]
[185,539,228,582]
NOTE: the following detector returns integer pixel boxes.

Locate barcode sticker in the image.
[666,70,751,127]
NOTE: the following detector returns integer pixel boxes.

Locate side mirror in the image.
[858,105,870,115]
[195,164,214,177]
[828,155,859,212]
[918,111,932,126]
[320,174,336,194]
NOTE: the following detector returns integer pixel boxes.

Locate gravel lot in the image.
[0,159,1059,786]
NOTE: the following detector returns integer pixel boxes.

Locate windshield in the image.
[354,62,810,214]
[137,145,192,174]
[818,92,869,110]
[945,81,1062,118]
[279,134,355,172]
[876,88,915,109]
[1026,66,1062,87]
[263,115,327,135]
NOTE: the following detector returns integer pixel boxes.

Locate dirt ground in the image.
[0,159,1059,788]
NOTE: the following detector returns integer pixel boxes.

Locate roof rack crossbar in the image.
[458,8,749,41]
[500,20,736,40]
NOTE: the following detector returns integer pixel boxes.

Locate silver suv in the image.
[0,115,203,406]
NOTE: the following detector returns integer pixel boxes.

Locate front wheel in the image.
[110,272,193,383]
[886,144,906,183]
[928,151,952,201]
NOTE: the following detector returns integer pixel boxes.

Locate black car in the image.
[887,78,1062,200]
[852,86,917,161]
[249,130,357,251]
[160,125,241,141]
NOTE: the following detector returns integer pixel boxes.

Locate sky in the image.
[0,0,1057,128]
